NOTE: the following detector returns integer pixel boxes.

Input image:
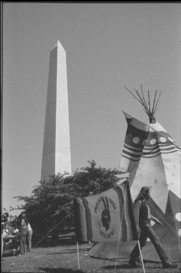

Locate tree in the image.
[12,160,125,236]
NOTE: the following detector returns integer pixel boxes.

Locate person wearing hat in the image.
[129,187,177,269]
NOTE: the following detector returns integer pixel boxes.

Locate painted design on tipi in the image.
[90,87,181,261]
[122,112,180,161]
[121,112,181,214]
[120,87,181,260]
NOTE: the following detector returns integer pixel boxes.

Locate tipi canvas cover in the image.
[90,112,181,262]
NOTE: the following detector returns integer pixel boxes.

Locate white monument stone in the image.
[41,41,71,181]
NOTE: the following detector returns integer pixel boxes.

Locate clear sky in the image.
[2,3,181,215]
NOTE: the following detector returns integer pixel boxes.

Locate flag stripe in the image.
[122,148,180,161]
[73,198,85,241]
[126,182,138,240]
[123,188,132,240]
[122,113,181,163]
[124,143,143,152]
[82,197,93,241]
[123,148,143,156]
[113,186,127,241]
[113,182,138,241]
[122,153,141,161]
[122,141,181,161]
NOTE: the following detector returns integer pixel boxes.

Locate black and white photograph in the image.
[1,2,181,272]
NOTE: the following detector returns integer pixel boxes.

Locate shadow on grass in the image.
[47,251,76,255]
[39,268,84,273]
[46,248,90,255]
[102,264,137,270]
[102,263,162,270]
[3,253,14,257]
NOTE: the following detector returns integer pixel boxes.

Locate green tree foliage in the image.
[12,160,125,235]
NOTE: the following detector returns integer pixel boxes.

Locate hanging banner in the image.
[74,180,138,243]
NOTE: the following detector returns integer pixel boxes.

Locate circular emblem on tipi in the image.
[150,139,157,145]
[160,137,167,143]
[94,196,117,239]
[133,137,140,144]
[175,213,181,222]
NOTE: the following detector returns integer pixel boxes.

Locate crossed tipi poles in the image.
[124,85,161,124]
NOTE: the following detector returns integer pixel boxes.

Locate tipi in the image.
[90,87,181,262]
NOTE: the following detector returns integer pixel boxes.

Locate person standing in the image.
[12,227,20,255]
[18,214,27,256]
[26,221,33,252]
[129,187,177,269]
[1,212,9,261]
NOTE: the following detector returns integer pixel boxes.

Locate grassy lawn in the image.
[2,244,180,273]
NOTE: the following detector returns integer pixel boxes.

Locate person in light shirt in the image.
[129,187,177,269]
[26,221,33,252]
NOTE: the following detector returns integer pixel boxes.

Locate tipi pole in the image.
[76,241,80,269]
[137,240,146,273]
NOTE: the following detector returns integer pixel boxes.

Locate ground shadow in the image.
[102,264,136,270]
[46,247,90,255]
[47,251,76,255]
[102,263,162,270]
[2,252,14,257]
[39,268,84,273]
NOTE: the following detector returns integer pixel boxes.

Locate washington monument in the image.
[41,41,71,181]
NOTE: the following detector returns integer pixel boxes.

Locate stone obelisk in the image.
[41,41,71,181]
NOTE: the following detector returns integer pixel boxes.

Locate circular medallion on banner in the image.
[94,196,117,239]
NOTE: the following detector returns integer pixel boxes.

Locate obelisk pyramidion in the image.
[41,41,71,181]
